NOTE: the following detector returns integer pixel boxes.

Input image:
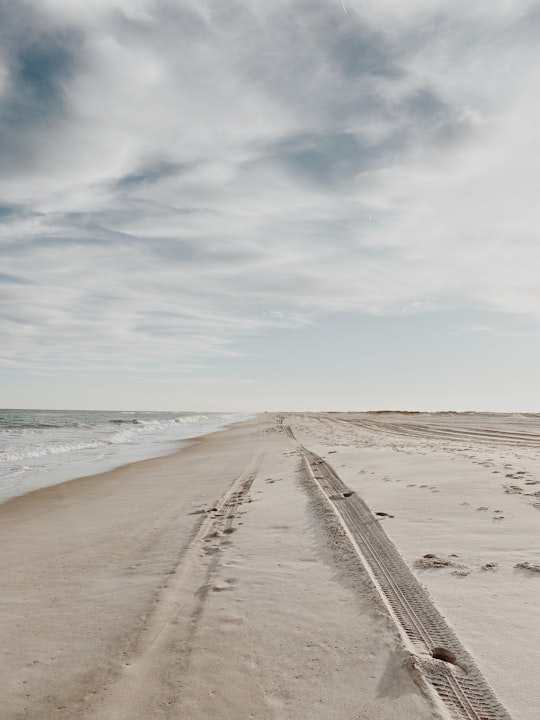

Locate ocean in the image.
[0,409,251,503]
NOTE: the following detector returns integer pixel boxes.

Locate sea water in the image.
[0,409,251,503]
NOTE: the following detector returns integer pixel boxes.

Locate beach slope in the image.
[2,412,526,719]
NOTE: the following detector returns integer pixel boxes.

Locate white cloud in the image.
[1,0,539,374]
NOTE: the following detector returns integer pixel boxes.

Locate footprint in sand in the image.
[481,562,498,571]
[213,578,237,592]
[414,554,467,572]
[504,485,523,495]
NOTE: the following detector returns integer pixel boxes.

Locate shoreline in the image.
[0,412,253,506]
[2,412,535,719]
[0,416,271,719]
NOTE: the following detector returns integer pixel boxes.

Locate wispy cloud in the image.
[1,0,539,374]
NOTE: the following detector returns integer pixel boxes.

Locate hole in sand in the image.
[431,647,468,674]
[432,647,458,665]
[342,491,354,498]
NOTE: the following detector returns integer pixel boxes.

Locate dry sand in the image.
[1,412,536,719]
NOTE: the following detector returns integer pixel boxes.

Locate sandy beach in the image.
[1,412,538,719]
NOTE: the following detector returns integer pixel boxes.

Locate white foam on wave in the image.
[0,411,252,502]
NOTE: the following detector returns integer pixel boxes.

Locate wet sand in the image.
[2,412,536,719]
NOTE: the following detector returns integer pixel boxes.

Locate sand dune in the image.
[2,412,536,719]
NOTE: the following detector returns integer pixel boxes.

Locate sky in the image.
[1,0,540,412]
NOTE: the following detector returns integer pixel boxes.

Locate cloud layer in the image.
[1,0,539,374]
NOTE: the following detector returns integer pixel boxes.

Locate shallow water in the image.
[0,408,251,502]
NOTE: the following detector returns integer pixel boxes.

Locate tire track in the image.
[346,417,540,447]
[281,420,513,720]
[85,454,264,720]
[130,453,263,656]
